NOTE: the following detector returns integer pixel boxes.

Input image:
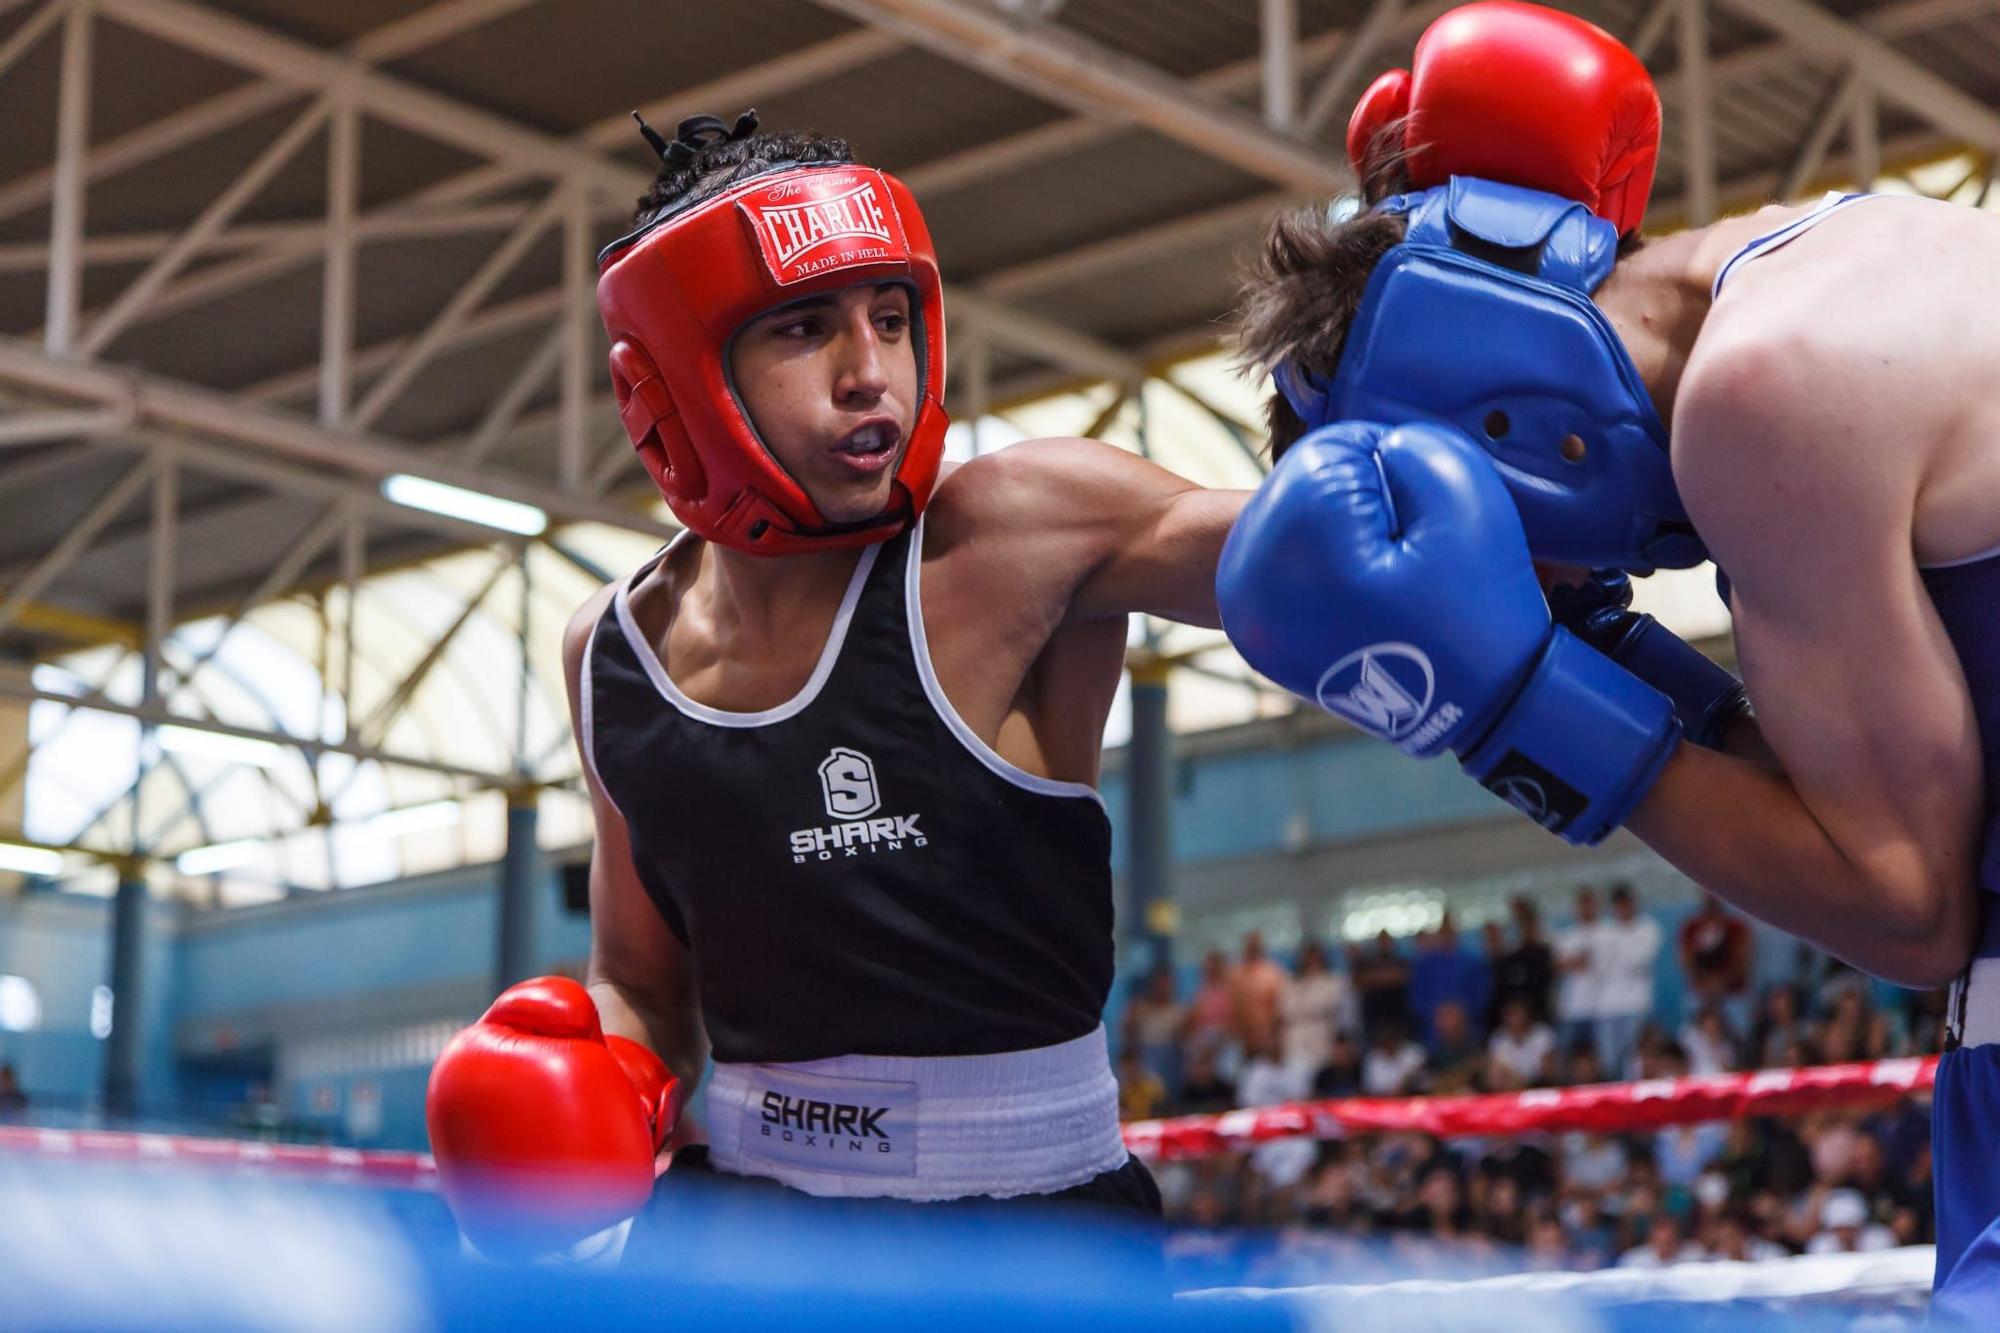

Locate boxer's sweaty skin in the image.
[1593,195,2000,987]
[561,280,1247,1103]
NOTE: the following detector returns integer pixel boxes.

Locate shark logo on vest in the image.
[789,746,929,863]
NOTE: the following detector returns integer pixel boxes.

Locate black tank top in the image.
[583,520,1115,1065]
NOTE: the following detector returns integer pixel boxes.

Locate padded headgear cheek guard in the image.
[1279,177,1705,574]
[596,163,948,555]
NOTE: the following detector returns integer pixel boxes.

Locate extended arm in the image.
[942,437,1248,627]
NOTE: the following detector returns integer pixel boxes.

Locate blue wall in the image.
[0,891,178,1114]
[1100,731,1502,867]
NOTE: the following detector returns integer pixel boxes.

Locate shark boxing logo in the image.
[746,1065,918,1179]
[819,746,880,820]
[789,746,928,863]
[742,178,899,285]
[1313,642,1462,755]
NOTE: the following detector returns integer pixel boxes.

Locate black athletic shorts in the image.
[653,1143,1162,1218]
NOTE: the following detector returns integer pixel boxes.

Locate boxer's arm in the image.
[1623,350,1983,988]
[562,591,709,1100]
[939,437,1249,627]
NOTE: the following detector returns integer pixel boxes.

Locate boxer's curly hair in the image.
[631,124,854,229]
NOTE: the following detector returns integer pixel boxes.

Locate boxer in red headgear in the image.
[1227,4,2000,1317]
[596,112,947,554]
[427,112,1253,1259]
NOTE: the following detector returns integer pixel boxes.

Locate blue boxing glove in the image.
[1217,421,1680,845]
[1547,570,1750,749]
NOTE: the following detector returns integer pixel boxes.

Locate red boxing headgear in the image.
[596,163,948,555]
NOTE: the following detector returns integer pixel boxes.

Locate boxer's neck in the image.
[1591,227,1716,429]
[696,539,866,649]
[1593,205,1804,428]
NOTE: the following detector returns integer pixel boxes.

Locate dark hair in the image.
[1233,204,1407,461]
[632,127,855,229]
[1234,111,1645,461]
[1234,113,1417,461]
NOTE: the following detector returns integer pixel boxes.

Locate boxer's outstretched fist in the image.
[426,976,677,1260]
[1216,421,1680,845]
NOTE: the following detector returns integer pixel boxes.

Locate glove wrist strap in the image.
[1460,629,1681,845]
[1602,614,1749,749]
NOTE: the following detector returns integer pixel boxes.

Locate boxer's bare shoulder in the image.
[1683,195,2000,564]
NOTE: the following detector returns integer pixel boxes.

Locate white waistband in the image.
[1951,956,2000,1048]
[702,1026,1127,1201]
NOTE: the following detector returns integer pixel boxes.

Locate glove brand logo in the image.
[1493,775,1549,820]
[789,747,929,863]
[1314,642,1434,740]
[819,746,880,820]
[1480,750,1588,834]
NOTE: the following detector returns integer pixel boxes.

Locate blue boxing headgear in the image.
[1276,177,1706,574]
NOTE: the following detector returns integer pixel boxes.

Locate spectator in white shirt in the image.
[1280,939,1351,1082]
[1592,884,1661,1079]
[1554,888,1603,1059]
[1805,1189,1897,1254]
[1237,1032,1318,1208]
[1679,1003,1741,1078]
[1619,1213,1706,1268]
[1487,995,1558,1090]
[1361,1016,1428,1097]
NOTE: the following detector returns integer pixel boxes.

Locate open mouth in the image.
[833,420,901,467]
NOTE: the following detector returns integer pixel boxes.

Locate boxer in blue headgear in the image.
[1221,4,2000,1318]
[1274,177,1704,575]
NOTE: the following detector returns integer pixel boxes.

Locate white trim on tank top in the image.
[611,530,881,729]
[1921,540,2000,572]
[902,514,1107,808]
[1710,190,1869,300]
[576,628,633,824]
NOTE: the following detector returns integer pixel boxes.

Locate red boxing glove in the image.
[604,1033,677,1154]
[426,977,677,1259]
[1347,1,1660,234]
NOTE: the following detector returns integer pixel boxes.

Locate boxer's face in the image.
[730,282,920,527]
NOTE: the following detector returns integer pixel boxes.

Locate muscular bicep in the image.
[1010,438,1247,625]
[937,438,1247,627]
[1071,484,1250,627]
[1680,349,1983,910]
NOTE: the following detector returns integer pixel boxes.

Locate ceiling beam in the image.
[1704,0,2000,148]
[0,678,513,785]
[241,288,564,406]
[896,0,1457,199]
[977,191,1291,297]
[0,0,542,227]
[0,337,671,538]
[0,203,535,275]
[810,0,1348,194]
[351,0,539,61]
[95,0,643,201]
[595,29,902,149]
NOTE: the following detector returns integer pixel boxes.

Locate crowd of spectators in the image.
[1117,887,1948,1277]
